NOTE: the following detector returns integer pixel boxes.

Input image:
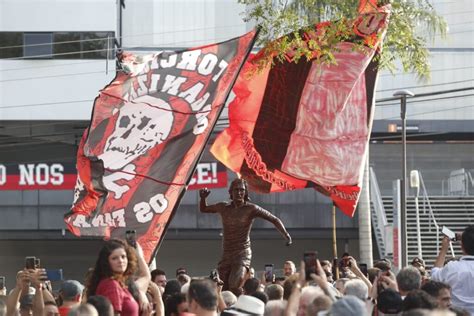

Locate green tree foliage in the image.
[238,0,447,79]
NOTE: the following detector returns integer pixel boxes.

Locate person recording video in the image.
[432,225,474,315]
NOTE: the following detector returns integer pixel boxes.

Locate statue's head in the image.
[228,178,250,202]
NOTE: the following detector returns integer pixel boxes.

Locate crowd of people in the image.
[0,224,473,316]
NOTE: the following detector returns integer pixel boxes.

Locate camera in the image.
[209,269,219,282]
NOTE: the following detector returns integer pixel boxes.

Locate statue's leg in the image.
[228,263,248,296]
[218,261,231,292]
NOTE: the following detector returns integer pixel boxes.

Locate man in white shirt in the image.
[431,225,474,314]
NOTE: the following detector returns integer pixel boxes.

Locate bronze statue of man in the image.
[199,178,292,295]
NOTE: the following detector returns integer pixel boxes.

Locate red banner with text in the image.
[0,161,227,191]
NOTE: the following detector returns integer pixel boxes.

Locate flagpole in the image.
[332,203,339,280]
[146,29,261,265]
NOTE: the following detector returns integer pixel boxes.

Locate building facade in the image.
[0,0,472,287]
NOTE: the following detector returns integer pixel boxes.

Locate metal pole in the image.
[106,35,110,74]
[332,203,339,280]
[401,96,407,267]
[358,154,373,267]
[394,90,414,268]
[118,0,125,47]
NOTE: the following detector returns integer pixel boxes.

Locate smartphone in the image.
[209,269,219,282]
[125,230,137,248]
[359,263,368,277]
[35,258,41,268]
[45,269,63,282]
[264,264,274,282]
[0,276,5,289]
[304,251,318,281]
[442,226,457,241]
[25,256,36,269]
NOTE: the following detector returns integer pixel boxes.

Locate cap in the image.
[60,280,84,300]
[20,294,34,309]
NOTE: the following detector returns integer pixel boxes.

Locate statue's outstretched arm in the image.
[255,206,292,245]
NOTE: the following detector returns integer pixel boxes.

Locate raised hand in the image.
[200,188,211,198]
[16,270,30,289]
[28,269,46,288]
[348,256,358,271]
[309,259,328,290]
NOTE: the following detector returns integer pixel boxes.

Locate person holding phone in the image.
[432,225,474,314]
[7,262,60,316]
[199,178,292,295]
[86,239,151,316]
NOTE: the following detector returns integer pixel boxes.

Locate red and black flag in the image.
[211,4,390,217]
[65,30,258,262]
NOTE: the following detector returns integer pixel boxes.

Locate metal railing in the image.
[418,172,440,253]
[441,169,474,196]
[369,167,389,258]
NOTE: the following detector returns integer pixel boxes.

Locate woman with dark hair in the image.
[86,239,151,316]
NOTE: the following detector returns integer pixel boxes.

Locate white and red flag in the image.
[211,4,390,217]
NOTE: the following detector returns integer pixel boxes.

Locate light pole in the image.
[393,90,414,268]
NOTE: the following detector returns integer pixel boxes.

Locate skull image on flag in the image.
[100,96,174,171]
[65,30,258,262]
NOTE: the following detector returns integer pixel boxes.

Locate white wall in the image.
[374,0,474,120]
[431,0,474,49]
[0,0,117,120]
[0,0,472,121]
[375,52,474,120]
[122,0,249,48]
[0,60,116,120]
[0,0,117,32]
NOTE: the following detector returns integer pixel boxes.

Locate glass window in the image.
[54,32,81,59]
[81,32,114,59]
[23,33,53,58]
[0,32,23,59]
[0,31,115,60]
